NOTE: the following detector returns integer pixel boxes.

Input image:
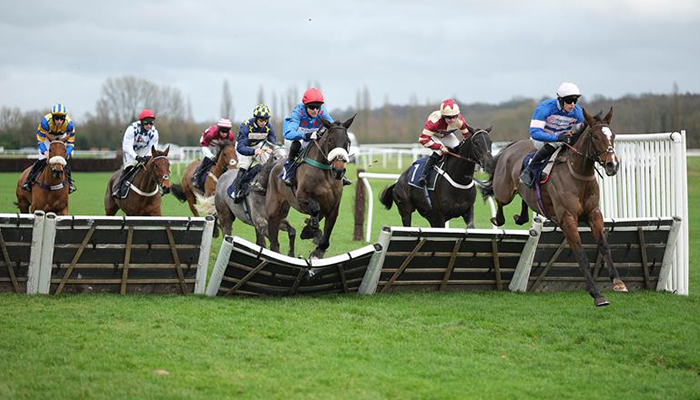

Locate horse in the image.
[15,141,70,215]
[170,141,237,216]
[379,126,493,228]
[104,146,172,216]
[266,115,356,259]
[480,107,627,306]
[195,143,297,256]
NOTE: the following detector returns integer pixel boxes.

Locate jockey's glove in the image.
[305,131,319,141]
[556,132,571,143]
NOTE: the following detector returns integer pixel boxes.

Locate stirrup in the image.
[342,176,352,186]
[22,182,31,192]
[519,169,535,187]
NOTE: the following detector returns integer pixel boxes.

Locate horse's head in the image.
[458,126,494,171]
[320,114,355,180]
[261,141,287,164]
[582,107,619,176]
[219,141,238,170]
[48,140,67,179]
[148,145,172,194]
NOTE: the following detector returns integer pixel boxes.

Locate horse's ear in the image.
[466,125,475,135]
[151,145,157,156]
[163,145,170,156]
[486,125,493,133]
[321,118,332,129]
[603,107,614,125]
[342,114,357,129]
[582,107,596,126]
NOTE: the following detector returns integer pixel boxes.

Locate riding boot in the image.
[342,175,352,186]
[520,144,556,187]
[22,159,47,192]
[192,157,214,190]
[65,164,76,194]
[283,140,301,187]
[116,166,135,198]
[232,168,247,204]
[418,152,440,187]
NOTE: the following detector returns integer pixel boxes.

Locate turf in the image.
[0,159,698,399]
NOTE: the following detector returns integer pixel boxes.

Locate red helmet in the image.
[302,88,324,105]
[139,109,156,121]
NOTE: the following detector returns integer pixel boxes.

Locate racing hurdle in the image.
[3,213,215,295]
[206,235,382,296]
[0,211,44,293]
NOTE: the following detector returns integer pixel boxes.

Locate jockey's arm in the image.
[122,125,138,160]
[418,129,446,152]
[283,111,303,141]
[236,123,256,156]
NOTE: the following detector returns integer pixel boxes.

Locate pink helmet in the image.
[217,118,232,129]
[302,88,324,105]
[440,99,460,117]
[139,109,156,121]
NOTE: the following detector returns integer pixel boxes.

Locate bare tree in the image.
[95,76,160,125]
[220,79,234,120]
[257,85,265,104]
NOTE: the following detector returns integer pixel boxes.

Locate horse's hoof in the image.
[613,278,628,292]
[300,226,316,239]
[594,296,610,307]
[513,215,528,225]
[490,217,502,226]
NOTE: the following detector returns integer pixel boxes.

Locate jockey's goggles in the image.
[219,128,231,133]
[142,119,155,126]
[561,95,579,104]
[306,103,322,110]
[52,115,66,121]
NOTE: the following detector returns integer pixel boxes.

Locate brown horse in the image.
[170,142,237,216]
[266,115,355,259]
[481,107,627,306]
[104,146,172,216]
[15,141,70,215]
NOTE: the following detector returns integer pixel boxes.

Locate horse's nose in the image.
[605,161,619,176]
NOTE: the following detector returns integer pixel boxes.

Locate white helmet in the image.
[556,82,581,98]
[217,118,233,129]
[440,99,460,117]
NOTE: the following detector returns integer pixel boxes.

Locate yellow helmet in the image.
[51,103,67,116]
[253,104,271,119]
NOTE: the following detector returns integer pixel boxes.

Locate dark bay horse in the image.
[481,108,626,306]
[379,126,493,228]
[266,115,356,259]
[104,146,172,216]
[196,144,297,255]
[15,141,70,215]
[171,141,237,216]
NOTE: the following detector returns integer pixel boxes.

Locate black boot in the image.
[192,157,214,190]
[115,166,135,198]
[418,153,440,187]
[22,159,47,192]
[65,164,76,194]
[282,141,301,187]
[342,175,352,186]
[232,168,247,204]
[520,144,556,187]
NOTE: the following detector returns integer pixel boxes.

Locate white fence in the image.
[357,131,689,295]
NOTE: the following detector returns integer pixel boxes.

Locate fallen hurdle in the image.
[206,236,382,296]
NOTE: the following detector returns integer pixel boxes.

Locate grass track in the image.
[0,159,699,399]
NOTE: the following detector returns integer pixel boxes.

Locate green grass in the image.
[0,160,699,399]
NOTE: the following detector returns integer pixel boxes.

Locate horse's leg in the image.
[280,219,297,257]
[463,205,475,229]
[310,208,339,259]
[215,199,234,237]
[560,214,609,307]
[589,209,628,292]
[513,199,529,225]
[299,198,322,240]
[428,214,445,228]
[267,200,288,254]
[491,202,506,226]
[187,195,200,217]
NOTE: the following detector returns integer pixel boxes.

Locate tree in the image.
[257,85,265,105]
[220,79,234,120]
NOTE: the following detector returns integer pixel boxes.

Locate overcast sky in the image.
[1,0,699,122]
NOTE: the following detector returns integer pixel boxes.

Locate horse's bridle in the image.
[444,129,489,165]
[564,123,615,167]
[311,126,348,164]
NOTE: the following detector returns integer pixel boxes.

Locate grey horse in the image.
[196,144,297,257]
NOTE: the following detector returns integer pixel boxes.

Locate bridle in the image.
[563,123,616,167]
[444,129,490,165]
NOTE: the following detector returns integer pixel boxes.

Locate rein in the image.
[131,155,169,197]
[563,123,611,180]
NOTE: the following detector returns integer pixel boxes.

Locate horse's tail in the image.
[379,183,396,210]
[170,184,187,202]
[194,192,217,216]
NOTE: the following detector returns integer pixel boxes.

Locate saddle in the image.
[227,164,262,199]
[521,147,562,217]
[112,163,145,199]
[407,157,443,191]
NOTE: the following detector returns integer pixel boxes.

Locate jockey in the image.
[192,118,235,191]
[417,99,471,187]
[231,104,277,203]
[23,103,76,193]
[281,88,350,187]
[115,109,159,197]
[519,82,584,187]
